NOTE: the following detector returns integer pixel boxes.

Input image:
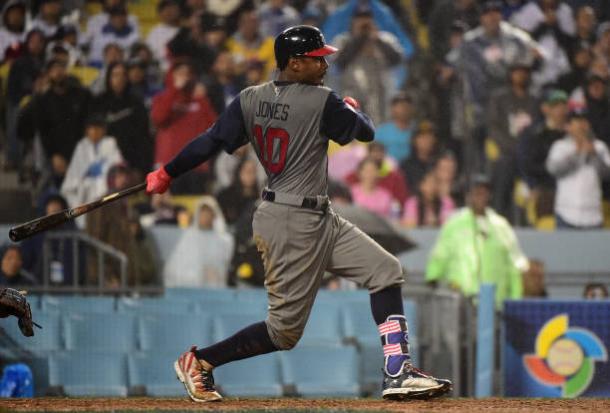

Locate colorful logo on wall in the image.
[523,314,608,397]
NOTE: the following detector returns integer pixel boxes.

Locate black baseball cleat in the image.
[382,362,452,400]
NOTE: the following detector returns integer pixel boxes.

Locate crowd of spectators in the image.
[1,0,610,290]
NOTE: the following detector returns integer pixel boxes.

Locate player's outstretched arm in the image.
[146,97,248,194]
[320,91,375,146]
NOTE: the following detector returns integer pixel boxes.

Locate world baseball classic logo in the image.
[523,314,608,397]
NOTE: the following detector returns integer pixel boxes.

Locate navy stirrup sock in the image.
[194,321,277,368]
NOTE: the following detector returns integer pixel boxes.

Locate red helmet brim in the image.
[302,45,338,57]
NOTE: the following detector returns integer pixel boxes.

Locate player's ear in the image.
[288,57,300,72]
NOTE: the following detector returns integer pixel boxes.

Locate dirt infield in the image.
[1,398,609,412]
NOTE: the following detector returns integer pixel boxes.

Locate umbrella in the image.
[332,204,417,255]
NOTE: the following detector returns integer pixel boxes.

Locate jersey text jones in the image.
[255,101,290,121]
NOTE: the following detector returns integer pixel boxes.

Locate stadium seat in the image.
[280,345,360,397]
[316,289,369,304]
[402,299,419,365]
[359,343,383,396]
[127,352,184,396]
[164,287,236,302]
[1,312,63,353]
[200,298,267,319]
[213,313,263,342]
[234,288,267,302]
[299,301,343,346]
[116,297,194,314]
[22,356,51,397]
[41,295,115,313]
[49,351,128,396]
[138,313,213,352]
[214,352,283,397]
[64,313,136,352]
[68,66,99,87]
[342,301,378,346]
[26,294,41,310]
[169,195,202,217]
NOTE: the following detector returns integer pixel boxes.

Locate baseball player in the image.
[146,25,452,402]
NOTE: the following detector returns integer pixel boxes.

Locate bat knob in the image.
[9,228,20,242]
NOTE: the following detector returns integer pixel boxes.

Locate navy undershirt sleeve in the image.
[319,91,375,145]
[165,96,248,178]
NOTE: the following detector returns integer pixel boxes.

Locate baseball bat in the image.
[8,182,147,242]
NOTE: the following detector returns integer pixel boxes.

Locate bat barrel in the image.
[7,182,147,242]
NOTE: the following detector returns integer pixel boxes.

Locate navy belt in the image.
[262,189,329,211]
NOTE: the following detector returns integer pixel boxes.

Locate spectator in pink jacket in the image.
[344,142,410,207]
[350,157,395,218]
[402,170,455,228]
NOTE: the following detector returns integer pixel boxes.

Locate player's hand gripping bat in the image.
[8,182,146,242]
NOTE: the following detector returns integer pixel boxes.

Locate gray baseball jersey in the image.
[240,81,334,196]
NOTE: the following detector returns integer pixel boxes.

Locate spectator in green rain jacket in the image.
[426,175,528,307]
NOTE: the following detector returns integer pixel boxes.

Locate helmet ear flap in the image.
[277,56,289,71]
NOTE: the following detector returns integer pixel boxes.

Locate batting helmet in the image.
[274,25,338,70]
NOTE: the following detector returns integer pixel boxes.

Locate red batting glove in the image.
[146,166,172,194]
[343,96,360,110]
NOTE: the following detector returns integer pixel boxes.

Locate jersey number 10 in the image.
[253,124,290,174]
